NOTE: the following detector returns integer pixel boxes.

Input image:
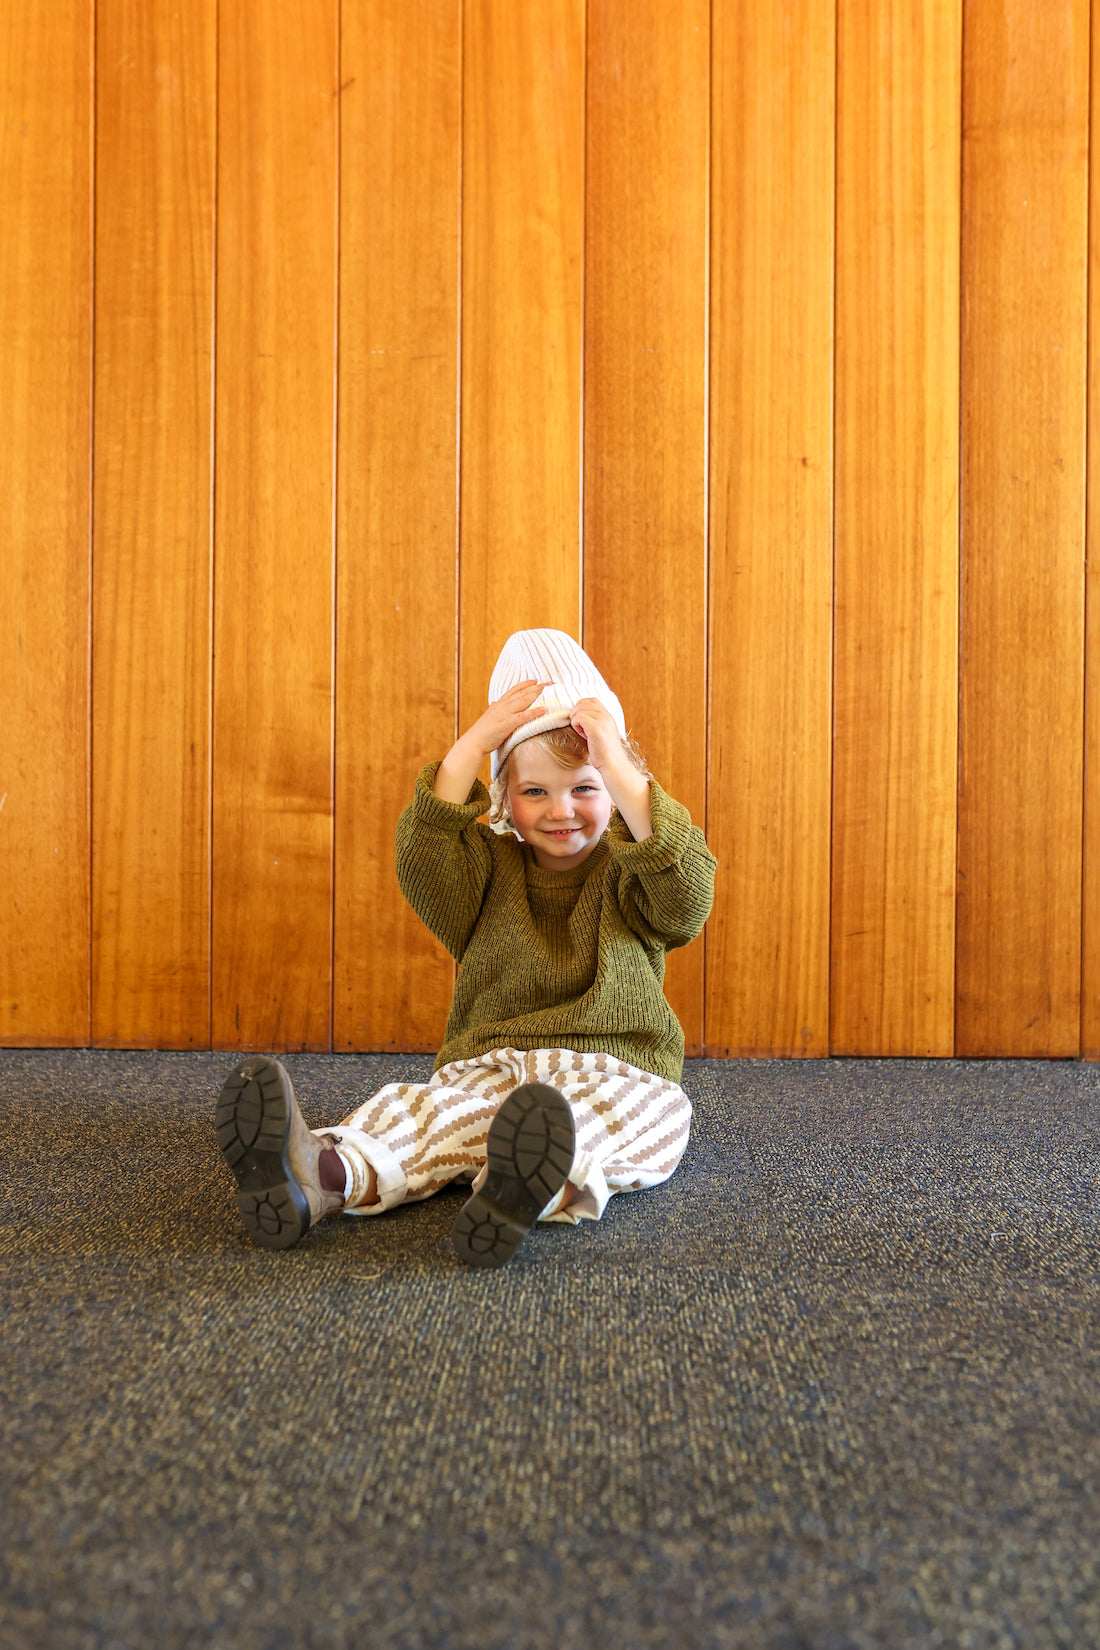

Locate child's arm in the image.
[396,764,494,958]
[570,695,715,947]
[399,680,550,960]
[569,697,653,843]
[434,679,550,804]
[608,779,716,948]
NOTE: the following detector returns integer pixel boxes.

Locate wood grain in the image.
[706,0,834,1057]
[831,0,961,1056]
[0,3,92,1045]
[91,0,215,1048]
[334,0,461,1053]
[212,0,337,1051]
[458,0,584,733]
[1085,3,1100,1060]
[956,0,1088,1056]
[5,0,1099,1060]
[584,0,709,1053]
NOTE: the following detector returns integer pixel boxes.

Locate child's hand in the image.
[433,680,549,806]
[466,679,549,756]
[569,698,623,772]
[570,697,653,844]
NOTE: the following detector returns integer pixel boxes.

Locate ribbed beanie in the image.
[488,628,626,780]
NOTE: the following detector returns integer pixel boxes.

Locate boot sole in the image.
[215,1057,311,1250]
[451,1082,575,1270]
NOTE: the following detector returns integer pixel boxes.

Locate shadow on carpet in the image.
[0,1050,1097,1649]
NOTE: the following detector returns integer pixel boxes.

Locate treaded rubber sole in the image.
[215,1057,311,1251]
[451,1082,575,1270]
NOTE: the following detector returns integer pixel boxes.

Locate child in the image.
[216,629,716,1269]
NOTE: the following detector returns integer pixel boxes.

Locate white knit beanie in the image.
[488,628,626,781]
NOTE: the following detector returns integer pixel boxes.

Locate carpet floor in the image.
[0,1050,1097,1649]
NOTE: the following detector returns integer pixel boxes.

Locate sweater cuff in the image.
[606,778,695,871]
[411,761,491,829]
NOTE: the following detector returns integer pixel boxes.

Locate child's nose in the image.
[547,795,575,819]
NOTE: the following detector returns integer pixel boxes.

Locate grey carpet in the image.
[0,1050,1097,1649]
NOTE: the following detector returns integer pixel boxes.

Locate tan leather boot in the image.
[451,1082,575,1269]
[216,1056,344,1250]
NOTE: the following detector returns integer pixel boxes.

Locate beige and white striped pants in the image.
[319,1047,691,1225]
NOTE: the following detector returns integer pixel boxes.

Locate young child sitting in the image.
[216,629,716,1268]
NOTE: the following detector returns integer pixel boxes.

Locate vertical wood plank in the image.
[334,0,460,1053]
[212,0,337,1052]
[0,4,92,1045]
[92,0,215,1048]
[458,0,584,732]
[706,0,834,1057]
[956,0,1088,1056]
[584,0,709,1053]
[831,0,961,1056]
[1085,0,1100,1060]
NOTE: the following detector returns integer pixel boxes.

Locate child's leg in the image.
[442,1050,689,1266]
[511,1051,693,1224]
[333,1052,581,1269]
[449,1080,575,1268]
[216,1057,348,1250]
[326,1049,541,1214]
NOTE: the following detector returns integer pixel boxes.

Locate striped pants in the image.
[319,1047,691,1224]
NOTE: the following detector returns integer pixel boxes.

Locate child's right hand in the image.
[433,680,549,805]
[463,679,549,755]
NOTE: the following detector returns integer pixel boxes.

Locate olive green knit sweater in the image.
[395,763,717,1083]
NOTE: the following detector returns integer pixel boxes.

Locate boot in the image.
[215,1056,344,1250]
[451,1082,575,1269]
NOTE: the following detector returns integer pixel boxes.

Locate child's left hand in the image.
[570,696,652,843]
[570,698,625,773]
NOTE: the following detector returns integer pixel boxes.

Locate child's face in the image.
[507,742,614,872]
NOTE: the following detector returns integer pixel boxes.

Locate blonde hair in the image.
[488,725,650,834]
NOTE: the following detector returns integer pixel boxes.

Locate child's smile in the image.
[507,744,614,872]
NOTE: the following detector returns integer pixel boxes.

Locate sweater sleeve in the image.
[606,778,716,950]
[395,762,495,960]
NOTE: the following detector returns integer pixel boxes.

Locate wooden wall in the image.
[2,0,1097,1059]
